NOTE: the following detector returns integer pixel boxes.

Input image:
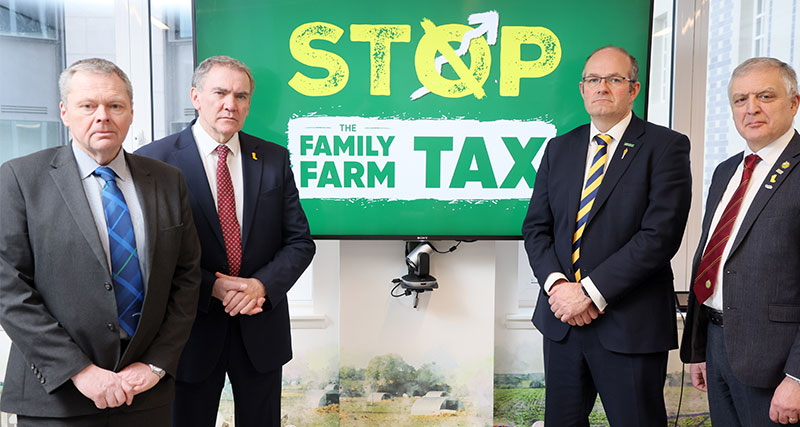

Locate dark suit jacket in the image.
[136,124,315,382]
[522,114,692,354]
[0,146,202,417]
[681,131,800,388]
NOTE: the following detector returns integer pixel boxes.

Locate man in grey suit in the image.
[0,58,201,426]
[681,57,800,426]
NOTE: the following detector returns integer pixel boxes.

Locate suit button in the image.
[30,363,35,371]
[40,378,46,384]
[107,323,116,332]
[104,282,113,291]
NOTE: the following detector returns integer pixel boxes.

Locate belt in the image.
[702,305,724,327]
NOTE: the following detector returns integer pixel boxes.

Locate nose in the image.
[223,94,237,111]
[94,105,110,121]
[745,95,762,115]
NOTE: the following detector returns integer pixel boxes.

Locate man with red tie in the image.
[137,56,315,427]
[681,57,800,426]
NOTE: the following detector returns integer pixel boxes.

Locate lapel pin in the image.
[252,152,258,160]
[776,169,784,175]
[623,142,635,148]
[621,148,629,160]
[782,161,790,169]
[765,184,774,190]
[770,174,778,183]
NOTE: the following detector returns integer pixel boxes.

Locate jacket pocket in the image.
[768,304,800,323]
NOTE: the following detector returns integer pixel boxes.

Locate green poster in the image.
[195,0,653,238]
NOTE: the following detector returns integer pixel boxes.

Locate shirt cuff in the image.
[544,272,568,294]
[581,276,608,311]
[787,373,800,385]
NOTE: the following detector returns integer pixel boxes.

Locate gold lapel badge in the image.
[621,148,629,160]
[782,161,790,169]
[770,174,778,183]
[252,152,258,160]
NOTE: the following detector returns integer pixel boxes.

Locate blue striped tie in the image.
[94,166,144,337]
[572,134,611,281]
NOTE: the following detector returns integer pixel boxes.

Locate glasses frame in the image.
[581,75,637,88]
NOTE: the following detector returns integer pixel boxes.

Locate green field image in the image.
[492,374,713,427]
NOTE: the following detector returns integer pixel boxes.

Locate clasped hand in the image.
[212,272,266,316]
[548,281,602,326]
[71,362,159,409]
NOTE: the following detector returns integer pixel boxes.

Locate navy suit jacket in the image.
[522,114,692,354]
[136,123,315,381]
[681,131,800,388]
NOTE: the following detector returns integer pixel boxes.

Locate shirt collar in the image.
[192,122,241,158]
[71,142,130,182]
[744,127,795,167]
[589,111,633,145]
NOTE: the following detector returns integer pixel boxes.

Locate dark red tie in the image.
[693,154,761,303]
[216,145,241,276]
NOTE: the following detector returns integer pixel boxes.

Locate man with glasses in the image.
[522,46,692,426]
[682,57,800,426]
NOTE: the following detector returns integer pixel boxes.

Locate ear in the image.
[190,87,201,111]
[629,81,641,101]
[59,101,69,127]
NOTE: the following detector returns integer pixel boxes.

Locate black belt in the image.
[702,305,724,327]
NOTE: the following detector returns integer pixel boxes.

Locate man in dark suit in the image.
[136,56,315,427]
[522,46,692,426]
[0,58,202,426]
[681,57,800,426]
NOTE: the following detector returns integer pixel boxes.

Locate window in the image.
[703,0,800,203]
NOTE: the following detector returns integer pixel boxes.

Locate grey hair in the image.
[583,45,640,83]
[728,57,798,98]
[192,56,255,93]
[59,58,133,105]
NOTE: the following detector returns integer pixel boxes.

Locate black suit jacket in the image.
[523,114,692,354]
[681,131,800,388]
[0,146,202,417]
[136,124,315,381]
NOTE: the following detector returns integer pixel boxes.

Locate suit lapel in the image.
[564,127,591,235]
[240,133,265,250]
[694,154,741,269]
[49,146,108,272]
[728,132,800,257]
[169,126,225,248]
[126,153,158,283]
[587,115,645,226]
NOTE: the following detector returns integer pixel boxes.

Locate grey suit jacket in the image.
[0,145,202,417]
[681,131,800,388]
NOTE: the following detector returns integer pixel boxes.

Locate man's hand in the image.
[71,364,134,409]
[770,376,800,424]
[566,304,601,326]
[118,362,160,396]
[215,272,267,316]
[548,281,594,324]
[690,362,708,392]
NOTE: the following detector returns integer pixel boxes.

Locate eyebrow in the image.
[211,87,251,96]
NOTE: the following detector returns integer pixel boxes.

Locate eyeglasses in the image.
[581,75,636,88]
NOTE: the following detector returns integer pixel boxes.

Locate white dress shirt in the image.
[73,143,148,285]
[543,111,633,311]
[192,123,244,233]
[702,127,795,311]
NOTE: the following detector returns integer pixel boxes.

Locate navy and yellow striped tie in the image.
[572,134,612,281]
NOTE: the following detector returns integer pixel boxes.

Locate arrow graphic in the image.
[411,10,499,101]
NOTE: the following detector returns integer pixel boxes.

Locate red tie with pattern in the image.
[216,145,241,276]
[693,154,761,304]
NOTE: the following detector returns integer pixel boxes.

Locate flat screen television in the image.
[193,0,654,239]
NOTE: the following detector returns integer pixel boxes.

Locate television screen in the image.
[194,0,654,239]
